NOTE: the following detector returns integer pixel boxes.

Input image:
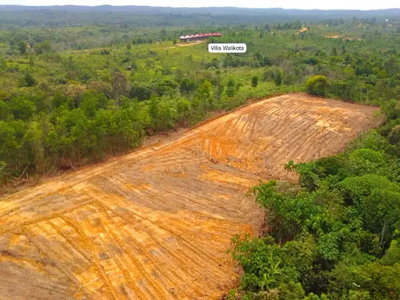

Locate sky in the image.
[1,0,400,10]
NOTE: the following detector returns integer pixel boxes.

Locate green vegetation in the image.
[229,67,400,300]
[306,75,329,96]
[229,103,400,299]
[1,6,399,27]
[1,17,400,183]
[252,76,259,88]
[1,12,400,185]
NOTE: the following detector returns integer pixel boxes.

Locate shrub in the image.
[252,76,259,87]
[306,75,330,96]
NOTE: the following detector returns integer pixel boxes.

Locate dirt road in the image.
[0,94,381,300]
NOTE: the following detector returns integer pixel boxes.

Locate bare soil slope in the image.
[0,94,381,300]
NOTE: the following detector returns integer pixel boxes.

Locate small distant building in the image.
[179,32,223,42]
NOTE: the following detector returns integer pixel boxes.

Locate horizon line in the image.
[0,4,400,11]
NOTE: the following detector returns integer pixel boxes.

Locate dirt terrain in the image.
[176,41,206,47]
[0,94,381,300]
[326,35,363,41]
[296,27,309,34]
[165,41,206,49]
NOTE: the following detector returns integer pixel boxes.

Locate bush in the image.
[306,76,329,96]
[226,79,236,97]
[252,76,259,87]
[20,73,36,87]
[329,80,352,99]
[0,161,6,179]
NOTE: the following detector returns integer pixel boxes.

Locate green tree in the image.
[160,29,167,38]
[306,75,330,96]
[226,79,236,97]
[252,76,259,87]
[0,56,5,70]
[180,78,196,94]
[129,83,153,101]
[34,41,52,55]
[148,97,176,131]
[0,161,6,179]
[196,80,213,110]
[21,73,35,87]
[176,97,191,124]
[18,41,27,55]
[9,95,35,120]
[112,72,128,105]
[24,121,46,173]
[388,125,400,145]
[274,70,283,86]
[0,120,27,170]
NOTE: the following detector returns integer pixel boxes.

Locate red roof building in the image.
[179,33,222,42]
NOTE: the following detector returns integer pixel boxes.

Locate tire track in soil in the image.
[0,94,381,300]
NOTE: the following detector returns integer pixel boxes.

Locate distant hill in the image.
[0,5,399,26]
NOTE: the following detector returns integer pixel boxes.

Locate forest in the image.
[1,6,400,299]
[1,6,400,27]
[1,12,400,184]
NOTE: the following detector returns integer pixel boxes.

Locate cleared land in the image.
[176,41,206,47]
[0,94,381,300]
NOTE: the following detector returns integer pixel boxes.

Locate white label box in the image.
[208,43,247,53]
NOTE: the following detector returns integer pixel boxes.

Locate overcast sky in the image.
[1,0,399,9]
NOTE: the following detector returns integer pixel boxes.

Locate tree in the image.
[214,81,224,101]
[22,73,35,87]
[274,70,283,86]
[388,125,400,145]
[0,56,5,70]
[18,41,27,55]
[148,97,176,131]
[0,161,6,179]
[0,97,9,120]
[303,57,319,65]
[0,120,27,170]
[160,29,167,38]
[88,81,112,98]
[195,80,214,111]
[176,97,191,123]
[329,80,352,100]
[34,41,52,55]
[226,79,236,97]
[180,79,196,94]
[306,75,330,96]
[129,83,153,101]
[24,121,46,173]
[197,80,213,101]
[252,76,259,87]
[112,72,128,105]
[9,95,35,120]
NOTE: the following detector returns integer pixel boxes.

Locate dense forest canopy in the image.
[1,6,400,26]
